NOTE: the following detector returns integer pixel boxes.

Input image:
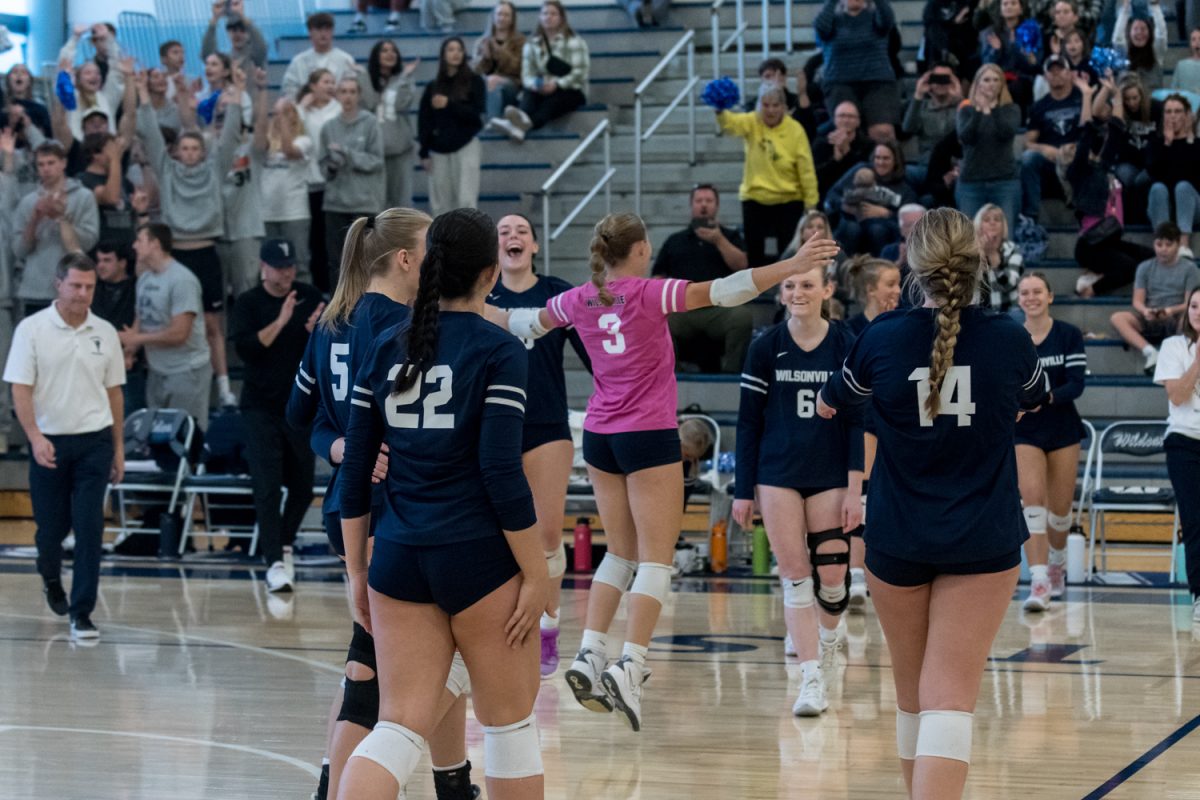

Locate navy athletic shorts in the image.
[324,494,383,557]
[866,548,1021,587]
[368,534,521,615]
[583,428,681,475]
[522,421,572,454]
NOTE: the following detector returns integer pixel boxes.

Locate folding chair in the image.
[1086,420,1180,577]
[106,408,196,544]
[1073,419,1098,531]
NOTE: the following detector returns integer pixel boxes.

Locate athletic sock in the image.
[1048,547,1067,567]
[387,12,400,22]
[850,567,866,582]
[1142,344,1157,357]
[580,629,607,654]
[1030,564,1049,582]
[354,11,365,22]
[818,624,839,644]
[432,760,472,800]
[621,641,649,670]
[541,611,559,630]
[216,373,232,396]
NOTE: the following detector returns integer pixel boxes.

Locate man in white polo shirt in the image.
[4,253,125,641]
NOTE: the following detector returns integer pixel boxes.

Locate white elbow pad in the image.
[508,308,549,340]
[709,268,759,307]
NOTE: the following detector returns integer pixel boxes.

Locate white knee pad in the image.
[1023,505,1048,535]
[629,562,673,605]
[593,553,637,592]
[545,542,567,580]
[781,577,815,609]
[915,710,973,763]
[483,713,543,779]
[896,708,920,761]
[445,651,470,697]
[351,721,425,788]
[1048,511,1072,532]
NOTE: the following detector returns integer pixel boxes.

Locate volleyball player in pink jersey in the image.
[498,212,839,730]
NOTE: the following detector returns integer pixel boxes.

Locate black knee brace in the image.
[808,527,851,615]
[338,676,380,729]
[346,621,377,672]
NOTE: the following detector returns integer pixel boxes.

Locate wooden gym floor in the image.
[0,554,1198,799]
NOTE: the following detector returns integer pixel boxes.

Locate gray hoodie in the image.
[358,72,416,158]
[12,178,100,301]
[319,109,385,214]
[138,102,241,242]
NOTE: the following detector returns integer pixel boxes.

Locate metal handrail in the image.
[634,30,697,216]
[540,119,615,273]
[763,0,793,57]
[710,0,747,93]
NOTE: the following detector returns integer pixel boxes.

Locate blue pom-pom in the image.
[1090,46,1130,75]
[197,90,221,125]
[55,71,77,112]
[701,77,740,111]
[1015,20,1041,54]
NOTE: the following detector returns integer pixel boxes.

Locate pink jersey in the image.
[546,276,690,433]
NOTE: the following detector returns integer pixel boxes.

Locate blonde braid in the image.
[925,269,970,418]
[588,232,615,306]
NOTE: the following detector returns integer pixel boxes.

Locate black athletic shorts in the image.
[522,421,572,454]
[368,534,520,615]
[866,548,1021,588]
[583,428,681,475]
[173,245,225,312]
[324,493,383,557]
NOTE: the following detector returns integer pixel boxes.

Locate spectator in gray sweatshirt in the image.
[12,141,100,318]
[320,76,385,288]
[359,40,417,210]
[281,13,358,100]
[901,62,963,187]
[216,66,269,299]
[202,0,268,71]
[814,0,900,142]
[136,70,242,408]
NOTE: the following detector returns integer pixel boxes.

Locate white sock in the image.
[541,611,559,630]
[819,624,839,643]
[1142,344,1157,357]
[354,11,364,21]
[580,629,607,654]
[388,11,400,21]
[1030,564,1049,582]
[850,567,866,582]
[621,641,649,669]
[432,759,467,772]
[217,374,231,395]
[1048,547,1067,566]
[800,659,821,680]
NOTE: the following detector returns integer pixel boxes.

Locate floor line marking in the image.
[0,611,342,674]
[1080,712,1200,799]
[0,724,320,778]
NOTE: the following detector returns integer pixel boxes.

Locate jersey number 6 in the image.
[909,366,976,427]
[384,364,455,429]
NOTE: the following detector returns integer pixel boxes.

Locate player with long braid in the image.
[819,208,1046,799]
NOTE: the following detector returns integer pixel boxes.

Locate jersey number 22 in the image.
[384,364,455,429]
[909,366,976,427]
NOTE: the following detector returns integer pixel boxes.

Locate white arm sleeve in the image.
[508,308,550,339]
[709,268,760,307]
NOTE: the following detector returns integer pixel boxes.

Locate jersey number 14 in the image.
[909,366,976,427]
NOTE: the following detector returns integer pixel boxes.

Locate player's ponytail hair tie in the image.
[364,215,376,230]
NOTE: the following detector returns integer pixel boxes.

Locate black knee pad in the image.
[346,621,377,672]
[338,675,380,729]
[808,527,851,615]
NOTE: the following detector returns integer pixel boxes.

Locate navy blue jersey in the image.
[735,321,865,499]
[845,313,869,336]
[339,311,537,545]
[286,293,410,514]
[821,306,1048,563]
[1014,320,1088,448]
[487,274,590,428]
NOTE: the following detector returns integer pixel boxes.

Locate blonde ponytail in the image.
[588,212,647,307]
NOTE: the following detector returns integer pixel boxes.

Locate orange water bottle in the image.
[710,519,728,573]
[573,517,593,572]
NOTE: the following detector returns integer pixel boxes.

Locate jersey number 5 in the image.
[384,364,455,429]
[909,366,976,427]
[331,343,350,401]
[599,313,626,354]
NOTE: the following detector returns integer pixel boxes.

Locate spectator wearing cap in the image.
[203,0,268,72]
[50,55,136,179]
[814,0,901,143]
[282,13,358,100]
[230,239,323,593]
[12,141,100,318]
[3,252,125,642]
[1020,53,1084,221]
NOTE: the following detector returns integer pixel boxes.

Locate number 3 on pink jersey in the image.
[599,313,626,354]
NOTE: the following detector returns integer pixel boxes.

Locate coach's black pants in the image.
[742,199,805,267]
[31,428,113,618]
[243,411,315,565]
[1166,433,1200,598]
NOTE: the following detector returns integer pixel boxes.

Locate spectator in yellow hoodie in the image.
[718,86,820,266]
